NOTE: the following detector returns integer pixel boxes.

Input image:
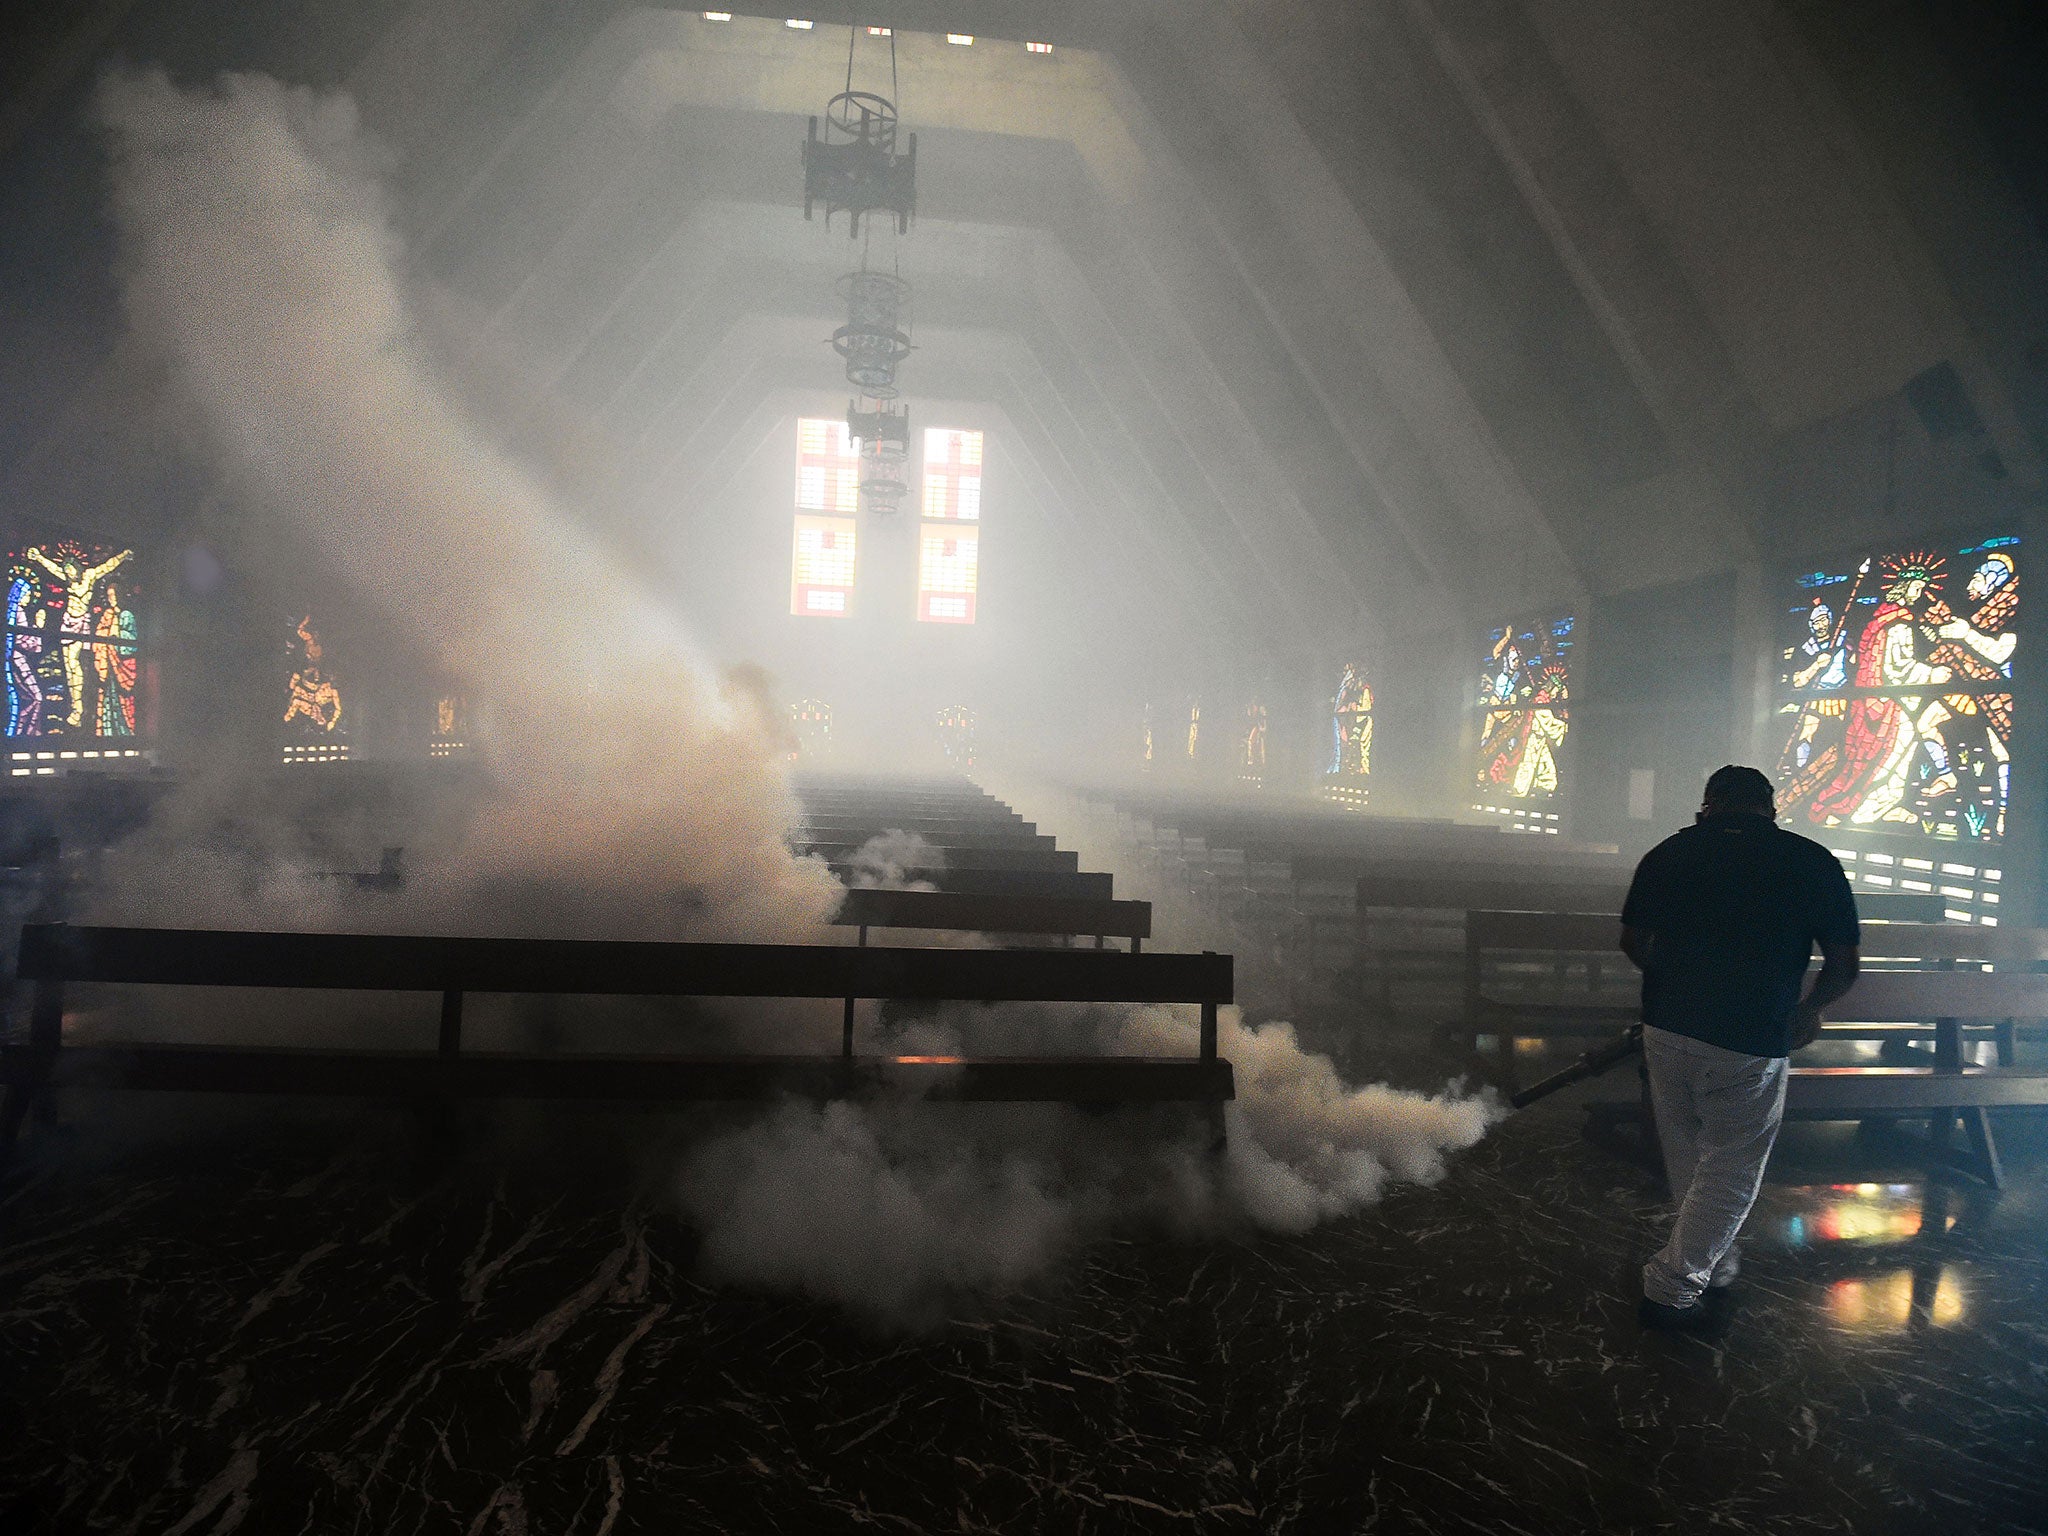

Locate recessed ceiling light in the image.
[946,34,974,46]
[702,10,732,19]
[786,18,814,29]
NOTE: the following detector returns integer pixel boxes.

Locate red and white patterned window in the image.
[796,417,860,514]
[917,525,978,624]
[790,417,860,617]
[921,428,982,521]
[791,515,856,617]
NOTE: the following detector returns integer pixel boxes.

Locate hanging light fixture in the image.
[808,23,921,516]
[832,270,911,396]
[848,397,911,513]
[801,25,916,236]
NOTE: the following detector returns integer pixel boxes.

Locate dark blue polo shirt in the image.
[1621,812,1860,1058]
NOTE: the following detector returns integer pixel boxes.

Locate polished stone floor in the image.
[3,1026,2046,1535]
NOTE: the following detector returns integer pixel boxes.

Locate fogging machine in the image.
[1508,1023,1643,1110]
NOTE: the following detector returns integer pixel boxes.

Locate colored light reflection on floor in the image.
[1781,1183,1929,1246]
[1826,1268,1967,1332]
[1768,1184,1970,1333]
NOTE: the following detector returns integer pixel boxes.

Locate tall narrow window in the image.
[792,515,857,616]
[922,428,982,521]
[282,614,349,764]
[792,417,859,617]
[1471,614,1573,832]
[4,536,151,772]
[919,427,982,623]
[917,526,977,623]
[796,416,860,514]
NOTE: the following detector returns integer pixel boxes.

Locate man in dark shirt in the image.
[1620,765,1861,1329]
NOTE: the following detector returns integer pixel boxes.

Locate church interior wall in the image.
[1568,574,1737,860]
[5,0,2047,855]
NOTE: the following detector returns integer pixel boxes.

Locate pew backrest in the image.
[828,867,1114,900]
[1467,910,1617,952]
[797,825,1046,847]
[16,923,1210,1003]
[1830,970,2048,1022]
[1855,923,2048,966]
[833,888,1151,947]
[805,844,1077,873]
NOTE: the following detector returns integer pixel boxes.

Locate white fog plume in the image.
[97,67,1499,1326]
[678,1001,1500,1323]
[844,829,942,889]
[96,67,838,941]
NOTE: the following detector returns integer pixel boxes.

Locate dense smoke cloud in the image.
[93,67,1500,1326]
[96,66,838,942]
[676,1003,1497,1322]
[843,829,941,889]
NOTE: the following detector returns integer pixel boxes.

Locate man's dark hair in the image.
[1702,764,1775,814]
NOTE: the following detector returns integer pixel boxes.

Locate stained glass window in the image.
[1329,663,1374,778]
[1233,701,1269,790]
[1321,662,1374,811]
[916,428,984,624]
[792,515,857,617]
[916,525,977,623]
[936,704,977,768]
[1240,702,1268,773]
[790,698,832,761]
[922,428,982,521]
[795,417,860,513]
[1471,615,1574,831]
[283,615,349,764]
[4,539,148,771]
[431,695,468,760]
[791,419,860,617]
[1774,538,2017,862]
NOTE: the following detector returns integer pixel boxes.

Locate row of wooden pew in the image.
[1083,787,1952,1007]
[0,777,1234,1165]
[1074,787,2048,1187]
[1466,910,2048,1188]
[1076,787,1634,1010]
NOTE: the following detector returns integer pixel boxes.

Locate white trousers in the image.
[1641,1025,1789,1307]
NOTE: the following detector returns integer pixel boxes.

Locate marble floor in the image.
[3,1031,2046,1535]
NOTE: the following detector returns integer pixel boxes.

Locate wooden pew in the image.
[827,866,1115,900]
[792,777,985,801]
[797,825,1047,848]
[1328,877,1628,1016]
[798,799,1020,820]
[1412,888,1943,1021]
[0,923,1232,1159]
[793,773,979,790]
[796,787,1008,810]
[1464,909,1636,1045]
[1082,794,1627,1008]
[805,845,1078,874]
[1464,900,1978,1056]
[835,887,1152,952]
[1462,913,2048,1186]
[1788,971,2048,1187]
[1850,922,2048,1067]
